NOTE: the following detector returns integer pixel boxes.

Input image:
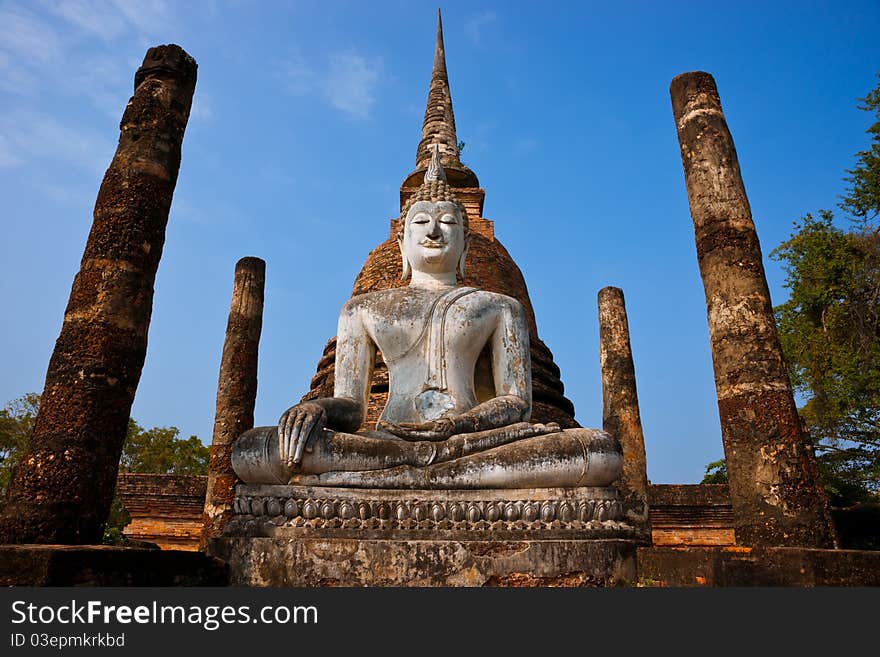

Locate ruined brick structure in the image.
[119,474,735,551]
[302,12,577,431]
[200,257,265,548]
[117,474,207,550]
[670,72,836,548]
[0,45,197,545]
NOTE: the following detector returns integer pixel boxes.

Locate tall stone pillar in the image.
[0,45,197,545]
[670,71,835,548]
[598,287,650,532]
[200,257,265,549]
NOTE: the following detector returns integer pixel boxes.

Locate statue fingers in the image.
[290,412,310,465]
[277,411,292,461]
[297,412,325,460]
[397,421,435,431]
[378,420,407,436]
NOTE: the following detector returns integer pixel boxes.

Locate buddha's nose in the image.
[426,221,442,239]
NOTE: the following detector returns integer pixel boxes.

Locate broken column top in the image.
[670,71,722,121]
[135,44,198,90]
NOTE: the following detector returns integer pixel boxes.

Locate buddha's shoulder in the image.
[339,288,412,316]
[464,289,525,314]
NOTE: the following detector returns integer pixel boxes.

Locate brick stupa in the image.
[302,11,578,430]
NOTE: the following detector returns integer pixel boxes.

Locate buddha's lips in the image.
[419,239,446,248]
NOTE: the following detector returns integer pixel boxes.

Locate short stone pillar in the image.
[200,257,265,549]
[0,45,197,545]
[670,71,835,548]
[598,287,650,535]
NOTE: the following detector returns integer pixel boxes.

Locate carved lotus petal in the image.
[579,500,596,521]
[484,503,500,522]
[558,502,574,523]
[504,503,519,522]
[430,503,445,521]
[302,500,318,519]
[412,503,426,522]
[540,502,555,522]
[466,504,481,523]
[358,502,371,520]
[448,503,464,522]
[320,502,336,519]
[266,499,282,517]
[339,502,355,519]
[521,503,538,522]
[284,499,299,517]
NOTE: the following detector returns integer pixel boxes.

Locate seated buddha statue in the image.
[232,147,623,489]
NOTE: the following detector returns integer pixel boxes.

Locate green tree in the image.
[701,459,728,485]
[119,419,209,475]
[767,77,880,505]
[0,393,40,497]
[840,75,880,224]
[702,77,880,505]
[105,420,208,543]
[0,393,208,542]
[771,212,880,505]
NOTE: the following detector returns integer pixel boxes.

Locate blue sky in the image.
[1,1,878,484]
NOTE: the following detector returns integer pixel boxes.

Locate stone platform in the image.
[209,485,639,586]
[637,546,880,587]
[0,544,228,586]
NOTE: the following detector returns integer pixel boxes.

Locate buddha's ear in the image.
[397,231,410,280]
[458,233,471,280]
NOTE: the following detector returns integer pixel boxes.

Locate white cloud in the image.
[63,53,132,119]
[324,52,380,119]
[39,0,173,41]
[44,0,129,40]
[105,0,173,37]
[0,112,114,176]
[0,5,63,93]
[0,134,24,168]
[513,137,540,156]
[279,54,318,96]
[0,5,62,63]
[278,50,382,119]
[464,11,497,45]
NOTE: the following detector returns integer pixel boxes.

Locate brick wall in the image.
[116,473,206,551]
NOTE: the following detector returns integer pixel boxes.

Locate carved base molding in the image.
[228,484,634,540]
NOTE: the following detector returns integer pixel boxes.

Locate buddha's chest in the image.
[368,300,496,366]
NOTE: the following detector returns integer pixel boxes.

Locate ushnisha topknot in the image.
[401,144,469,231]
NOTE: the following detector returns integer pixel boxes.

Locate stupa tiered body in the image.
[209,13,638,586]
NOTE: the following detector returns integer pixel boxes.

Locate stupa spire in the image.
[416,9,461,170]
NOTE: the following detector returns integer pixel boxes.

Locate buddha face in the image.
[401,200,467,276]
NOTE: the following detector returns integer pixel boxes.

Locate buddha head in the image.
[398,145,470,280]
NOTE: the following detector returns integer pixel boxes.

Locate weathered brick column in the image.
[670,71,835,548]
[0,45,197,545]
[200,257,265,549]
[598,287,650,531]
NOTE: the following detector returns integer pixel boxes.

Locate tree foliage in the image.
[0,393,40,497]
[120,419,208,475]
[0,393,208,542]
[840,75,880,224]
[771,212,880,505]
[701,459,728,485]
[702,77,880,505]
